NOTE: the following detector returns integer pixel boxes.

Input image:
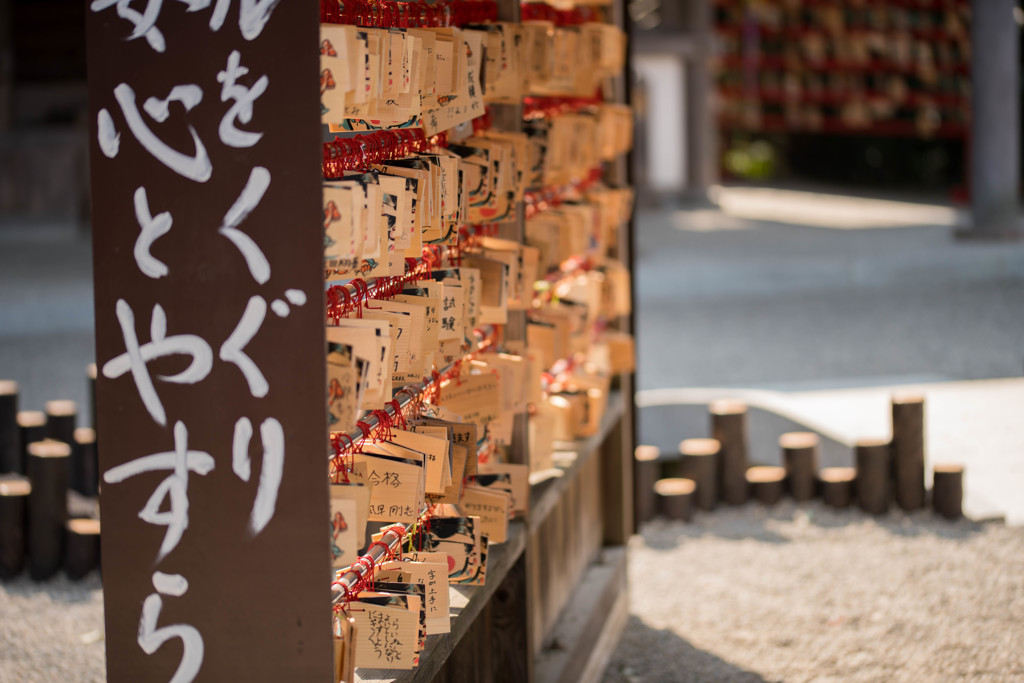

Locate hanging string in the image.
[321,0,498,28]
[323,129,441,179]
[520,1,602,25]
[523,93,602,120]
[388,399,408,430]
[326,245,445,321]
[524,165,605,219]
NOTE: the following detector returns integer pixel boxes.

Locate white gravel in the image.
[604,501,1024,683]
[3,503,1022,682]
[0,574,105,683]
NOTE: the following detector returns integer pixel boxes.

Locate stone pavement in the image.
[0,224,95,422]
[635,186,1024,524]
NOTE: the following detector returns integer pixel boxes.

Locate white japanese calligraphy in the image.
[104,421,215,560]
[103,300,214,426]
[92,0,280,53]
[139,571,204,683]
[133,187,173,279]
[231,416,284,535]
[216,50,267,148]
[91,0,168,52]
[220,295,268,397]
[208,0,280,41]
[97,109,121,158]
[219,166,270,283]
[103,82,213,182]
[271,289,307,317]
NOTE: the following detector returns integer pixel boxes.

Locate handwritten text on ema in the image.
[92,5,295,682]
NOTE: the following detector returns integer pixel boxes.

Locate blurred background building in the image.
[0,0,89,230]
[629,0,1021,240]
[1,0,1020,234]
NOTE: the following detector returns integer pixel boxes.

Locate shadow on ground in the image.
[638,499,991,550]
[602,615,771,683]
[1,573,102,604]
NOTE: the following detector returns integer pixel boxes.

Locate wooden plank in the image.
[534,546,629,683]
[527,446,604,655]
[436,600,492,682]
[600,404,633,545]
[489,552,532,682]
[578,588,629,683]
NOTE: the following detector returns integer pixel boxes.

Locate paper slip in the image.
[351,453,425,524]
[329,475,372,541]
[378,559,451,635]
[350,598,418,670]
[328,496,360,568]
[437,373,501,427]
[327,320,392,409]
[379,430,450,495]
[412,418,478,478]
[476,462,529,516]
[333,615,356,683]
[459,485,511,543]
[326,342,359,435]
[389,426,451,493]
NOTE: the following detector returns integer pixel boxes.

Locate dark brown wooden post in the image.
[780,431,818,501]
[0,381,18,473]
[932,464,964,520]
[65,518,101,580]
[0,475,30,578]
[820,467,855,508]
[747,466,786,505]
[88,1,332,675]
[654,478,696,521]
[44,400,77,447]
[26,439,70,580]
[855,438,890,515]
[891,394,925,511]
[710,399,748,505]
[86,363,97,433]
[634,445,660,524]
[72,428,98,497]
[16,410,46,475]
[679,437,719,511]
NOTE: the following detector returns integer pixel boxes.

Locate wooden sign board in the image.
[87,2,330,681]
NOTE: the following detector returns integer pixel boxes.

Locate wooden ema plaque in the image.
[87,2,331,681]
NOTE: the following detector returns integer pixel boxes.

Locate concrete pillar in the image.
[683,0,717,200]
[0,0,12,131]
[967,0,1020,239]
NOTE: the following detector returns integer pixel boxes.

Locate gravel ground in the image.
[603,502,1024,683]
[0,574,105,683]
[4,504,1020,682]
